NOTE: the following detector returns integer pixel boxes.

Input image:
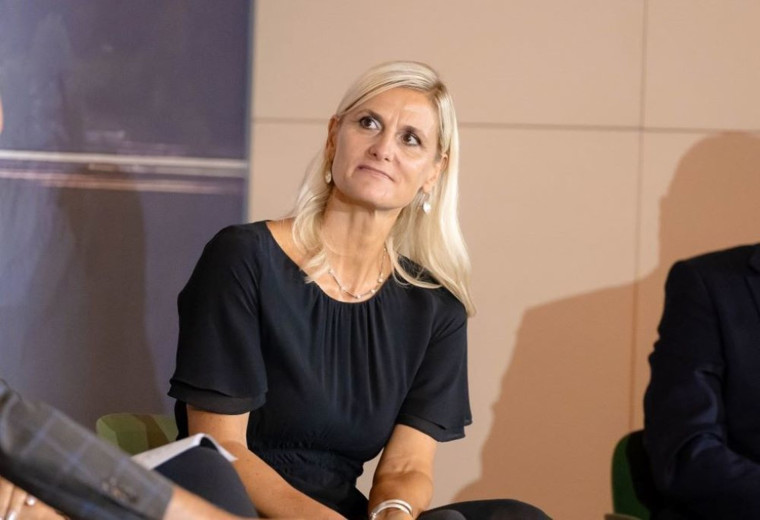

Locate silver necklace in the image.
[327,247,387,300]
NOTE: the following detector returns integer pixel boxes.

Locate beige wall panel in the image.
[248,121,327,221]
[646,3,760,129]
[253,0,644,126]
[632,131,760,428]
[450,127,639,519]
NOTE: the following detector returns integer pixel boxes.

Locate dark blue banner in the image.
[0,0,252,427]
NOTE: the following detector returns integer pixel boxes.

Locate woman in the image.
[169,61,548,520]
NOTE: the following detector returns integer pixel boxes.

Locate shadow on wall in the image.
[1,170,162,428]
[455,133,760,519]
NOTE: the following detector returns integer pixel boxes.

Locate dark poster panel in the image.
[0,0,251,427]
[0,0,249,157]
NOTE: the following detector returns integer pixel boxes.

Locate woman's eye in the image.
[402,132,421,146]
[359,116,378,129]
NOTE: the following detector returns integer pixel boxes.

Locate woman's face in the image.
[327,87,446,214]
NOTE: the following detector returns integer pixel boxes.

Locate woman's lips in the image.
[358,164,393,181]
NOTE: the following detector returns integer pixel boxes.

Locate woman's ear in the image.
[422,153,447,193]
[325,116,340,162]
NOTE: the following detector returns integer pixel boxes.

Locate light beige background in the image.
[247,2,760,519]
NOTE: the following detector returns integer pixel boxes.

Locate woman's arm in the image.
[164,485,259,520]
[368,425,437,519]
[186,405,344,520]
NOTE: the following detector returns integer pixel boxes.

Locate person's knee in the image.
[438,499,550,520]
[419,510,467,520]
[497,501,550,520]
[155,445,257,517]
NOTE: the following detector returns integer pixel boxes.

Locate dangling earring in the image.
[421,193,432,214]
[325,170,332,184]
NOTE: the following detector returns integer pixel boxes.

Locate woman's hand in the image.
[0,476,32,520]
[0,477,66,520]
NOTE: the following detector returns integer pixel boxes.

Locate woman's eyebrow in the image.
[403,123,425,134]
[363,109,383,124]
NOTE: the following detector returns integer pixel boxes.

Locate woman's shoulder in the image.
[205,221,272,253]
[397,255,443,286]
[395,257,467,320]
[190,221,278,277]
[211,220,269,240]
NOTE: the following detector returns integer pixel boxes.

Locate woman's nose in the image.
[368,133,394,161]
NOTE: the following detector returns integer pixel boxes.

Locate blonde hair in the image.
[290,61,475,316]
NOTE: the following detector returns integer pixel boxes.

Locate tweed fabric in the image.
[0,379,172,520]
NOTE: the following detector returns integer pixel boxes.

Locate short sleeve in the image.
[396,296,471,442]
[168,226,267,416]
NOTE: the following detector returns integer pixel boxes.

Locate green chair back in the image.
[96,413,178,456]
[612,429,665,520]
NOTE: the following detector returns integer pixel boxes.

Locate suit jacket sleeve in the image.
[0,378,172,520]
[644,259,760,519]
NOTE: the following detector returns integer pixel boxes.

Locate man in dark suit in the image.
[0,378,257,520]
[644,244,760,519]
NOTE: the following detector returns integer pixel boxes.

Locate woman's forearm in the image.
[369,425,437,519]
[164,485,255,520]
[368,469,433,519]
[186,406,343,519]
[222,441,344,520]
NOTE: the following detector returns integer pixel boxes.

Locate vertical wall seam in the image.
[245,0,259,222]
[629,0,650,431]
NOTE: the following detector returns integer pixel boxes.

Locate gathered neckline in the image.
[261,221,392,306]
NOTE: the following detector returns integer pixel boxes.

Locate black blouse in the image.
[168,222,471,518]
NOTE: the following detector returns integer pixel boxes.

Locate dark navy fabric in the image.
[169,221,470,518]
[645,244,760,520]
